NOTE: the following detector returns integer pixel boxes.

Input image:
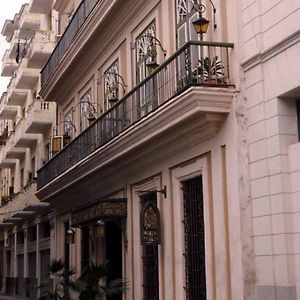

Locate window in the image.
[64,107,74,139]
[104,60,119,110]
[135,22,158,117]
[182,176,206,300]
[20,168,24,189]
[140,192,159,300]
[175,0,199,47]
[80,89,92,131]
[135,22,156,83]
[31,157,35,179]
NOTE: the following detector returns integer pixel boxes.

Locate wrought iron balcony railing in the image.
[40,0,99,87]
[37,40,234,189]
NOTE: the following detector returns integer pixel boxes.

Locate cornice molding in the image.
[40,0,144,101]
[241,29,300,71]
[36,86,234,202]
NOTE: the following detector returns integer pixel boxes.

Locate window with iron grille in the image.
[135,22,156,83]
[135,22,158,118]
[182,176,206,300]
[140,192,159,300]
[80,89,92,132]
[175,0,199,47]
[104,60,119,110]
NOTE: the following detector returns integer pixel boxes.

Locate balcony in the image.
[0,123,8,145]
[1,185,41,224]
[1,49,18,77]
[18,5,41,37]
[1,19,18,42]
[6,78,28,106]
[15,58,40,90]
[27,31,56,69]
[25,100,56,134]
[37,40,234,189]
[5,132,26,159]
[0,93,18,120]
[6,31,26,60]
[29,0,54,14]
[41,0,99,86]
[14,118,39,148]
[0,147,16,169]
[0,105,18,120]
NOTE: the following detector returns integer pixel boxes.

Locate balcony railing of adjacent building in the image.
[37,40,234,189]
[40,0,99,87]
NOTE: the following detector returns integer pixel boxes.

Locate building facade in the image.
[0,0,57,298]
[0,0,300,299]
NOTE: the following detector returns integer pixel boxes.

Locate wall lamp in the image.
[65,228,75,244]
[192,0,217,38]
[94,220,105,238]
[102,72,127,105]
[136,34,167,74]
[54,120,77,145]
[137,186,167,198]
[73,99,102,124]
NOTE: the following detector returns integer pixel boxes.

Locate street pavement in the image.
[0,296,27,300]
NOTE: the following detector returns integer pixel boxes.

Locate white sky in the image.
[0,0,28,95]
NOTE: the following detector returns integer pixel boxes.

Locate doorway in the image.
[105,221,122,300]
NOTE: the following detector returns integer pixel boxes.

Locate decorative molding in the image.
[40,0,149,102]
[241,29,300,71]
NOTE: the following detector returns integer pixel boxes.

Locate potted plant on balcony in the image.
[193,55,225,84]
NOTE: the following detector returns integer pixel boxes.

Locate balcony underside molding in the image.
[36,86,234,202]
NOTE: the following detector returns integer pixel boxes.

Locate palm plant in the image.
[39,259,75,300]
[70,260,126,300]
[194,55,225,83]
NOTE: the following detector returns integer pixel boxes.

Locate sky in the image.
[0,0,28,95]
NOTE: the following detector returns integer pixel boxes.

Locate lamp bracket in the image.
[137,186,167,198]
[193,0,217,30]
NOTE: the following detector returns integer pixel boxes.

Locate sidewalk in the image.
[0,296,27,300]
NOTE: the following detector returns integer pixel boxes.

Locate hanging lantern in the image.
[65,229,75,244]
[192,16,210,35]
[95,220,105,238]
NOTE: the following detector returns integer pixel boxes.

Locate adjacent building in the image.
[0,0,300,299]
[0,1,57,298]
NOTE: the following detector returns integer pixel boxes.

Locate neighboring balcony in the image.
[1,49,18,77]
[15,58,40,90]
[41,0,98,86]
[6,31,26,60]
[0,93,18,120]
[18,4,41,38]
[29,0,54,14]
[0,105,18,120]
[0,147,16,169]
[1,19,18,42]
[6,78,28,106]
[37,40,235,190]
[5,131,26,159]
[25,100,56,134]
[14,118,40,148]
[1,184,41,225]
[27,31,56,69]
